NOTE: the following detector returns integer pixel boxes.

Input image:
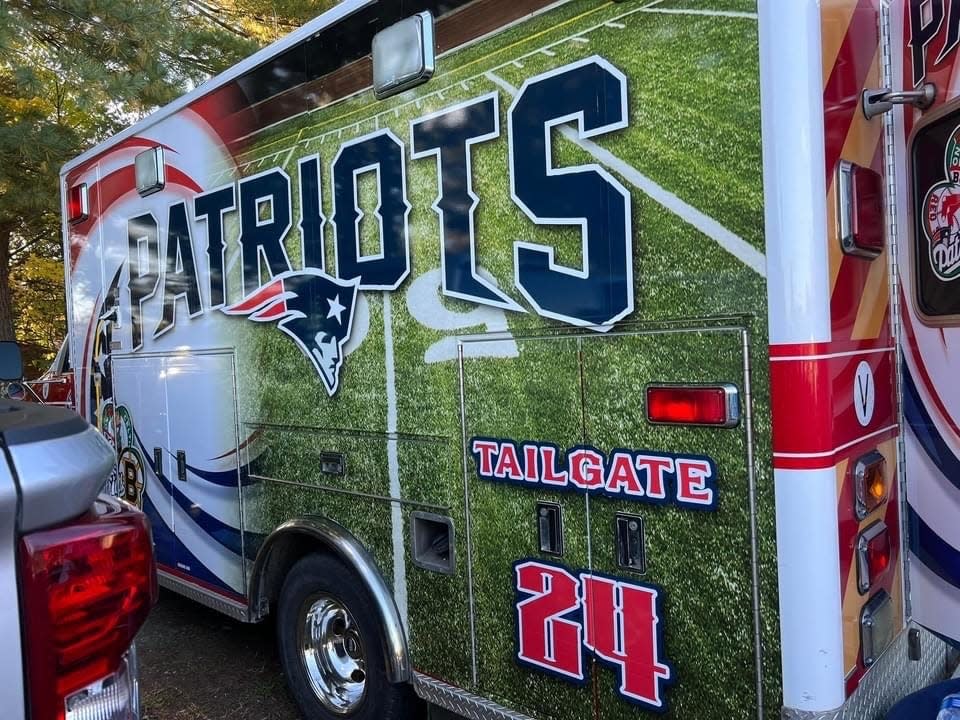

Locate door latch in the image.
[862,83,936,120]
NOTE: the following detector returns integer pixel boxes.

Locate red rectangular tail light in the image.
[857,521,892,595]
[646,384,740,428]
[67,183,89,225]
[20,498,157,720]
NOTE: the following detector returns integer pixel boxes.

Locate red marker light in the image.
[67,183,88,224]
[853,450,887,520]
[646,384,740,428]
[857,521,892,595]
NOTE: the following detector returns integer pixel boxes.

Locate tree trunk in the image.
[0,226,16,341]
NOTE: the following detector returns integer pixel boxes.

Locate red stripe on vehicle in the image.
[823,0,879,186]
[69,165,203,271]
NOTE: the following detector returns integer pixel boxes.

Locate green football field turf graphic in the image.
[236,1,776,717]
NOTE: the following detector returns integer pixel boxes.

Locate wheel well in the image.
[255,530,327,614]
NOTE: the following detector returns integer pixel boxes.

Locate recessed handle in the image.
[319,451,346,476]
[153,447,164,480]
[616,513,645,573]
[176,450,187,482]
[537,502,563,556]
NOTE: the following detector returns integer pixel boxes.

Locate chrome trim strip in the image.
[742,329,764,720]
[413,673,536,720]
[158,570,249,622]
[247,516,411,683]
[457,341,480,686]
[250,474,447,511]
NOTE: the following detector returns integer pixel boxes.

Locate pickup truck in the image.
[0,342,156,720]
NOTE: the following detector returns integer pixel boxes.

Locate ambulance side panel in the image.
[63,2,781,718]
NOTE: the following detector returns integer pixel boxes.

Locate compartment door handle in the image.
[176,450,187,482]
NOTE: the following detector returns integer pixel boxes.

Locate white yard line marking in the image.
[540,48,556,56]
[640,7,758,20]
[640,0,668,8]
[570,36,590,43]
[383,292,409,632]
[486,71,765,277]
[606,21,626,29]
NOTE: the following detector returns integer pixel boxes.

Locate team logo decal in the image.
[118,447,146,510]
[922,124,960,281]
[224,269,358,396]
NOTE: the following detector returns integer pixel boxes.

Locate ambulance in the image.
[57,0,960,718]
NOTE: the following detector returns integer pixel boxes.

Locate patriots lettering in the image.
[515,561,673,711]
[128,212,160,351]
[122,57,634,394]
[510,57,632,328]
[238,168,293,295]
[910,0,960,86]
[193,184,235,309]
[156,201,202,338]
[411,92,520,311]
[332,130,411,290]
[471,437,718,510]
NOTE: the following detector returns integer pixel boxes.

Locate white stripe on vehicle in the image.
[384,291,409,632]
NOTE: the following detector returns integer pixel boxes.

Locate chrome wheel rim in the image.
[299,594,366,715]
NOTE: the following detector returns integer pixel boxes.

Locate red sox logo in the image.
[515,560,673,710]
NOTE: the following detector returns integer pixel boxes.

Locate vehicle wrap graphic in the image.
[471,437,718,509]
[921,124,960,281]
[223,269,359,395]
[514,560,673,711]
[63,1,774,718]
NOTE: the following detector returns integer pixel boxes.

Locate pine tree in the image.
[0,0,260,370]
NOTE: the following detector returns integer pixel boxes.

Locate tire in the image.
[277,552,413,720]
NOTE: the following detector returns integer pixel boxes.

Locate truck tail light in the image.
[854,450,887,520]
[646,384,740,428]
[20,500,157,720]
[67,184,89,225]
[856,521,892,595]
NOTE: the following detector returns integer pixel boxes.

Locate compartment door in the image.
[581,327,761,720]
[460,336,593,720]
[901,102,960,644]
[111,355,175,567]
[164,352,245,596]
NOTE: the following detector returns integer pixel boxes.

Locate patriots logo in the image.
[223,269,359,396]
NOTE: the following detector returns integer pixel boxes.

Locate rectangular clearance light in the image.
[135,146,165,196]
[854,450,887,521]
[838,160,885,258]
[646,383,740,428]
[860,590,895,667]
[67,183,89,224]
[857,521,892,595]
[372,11,435,100]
